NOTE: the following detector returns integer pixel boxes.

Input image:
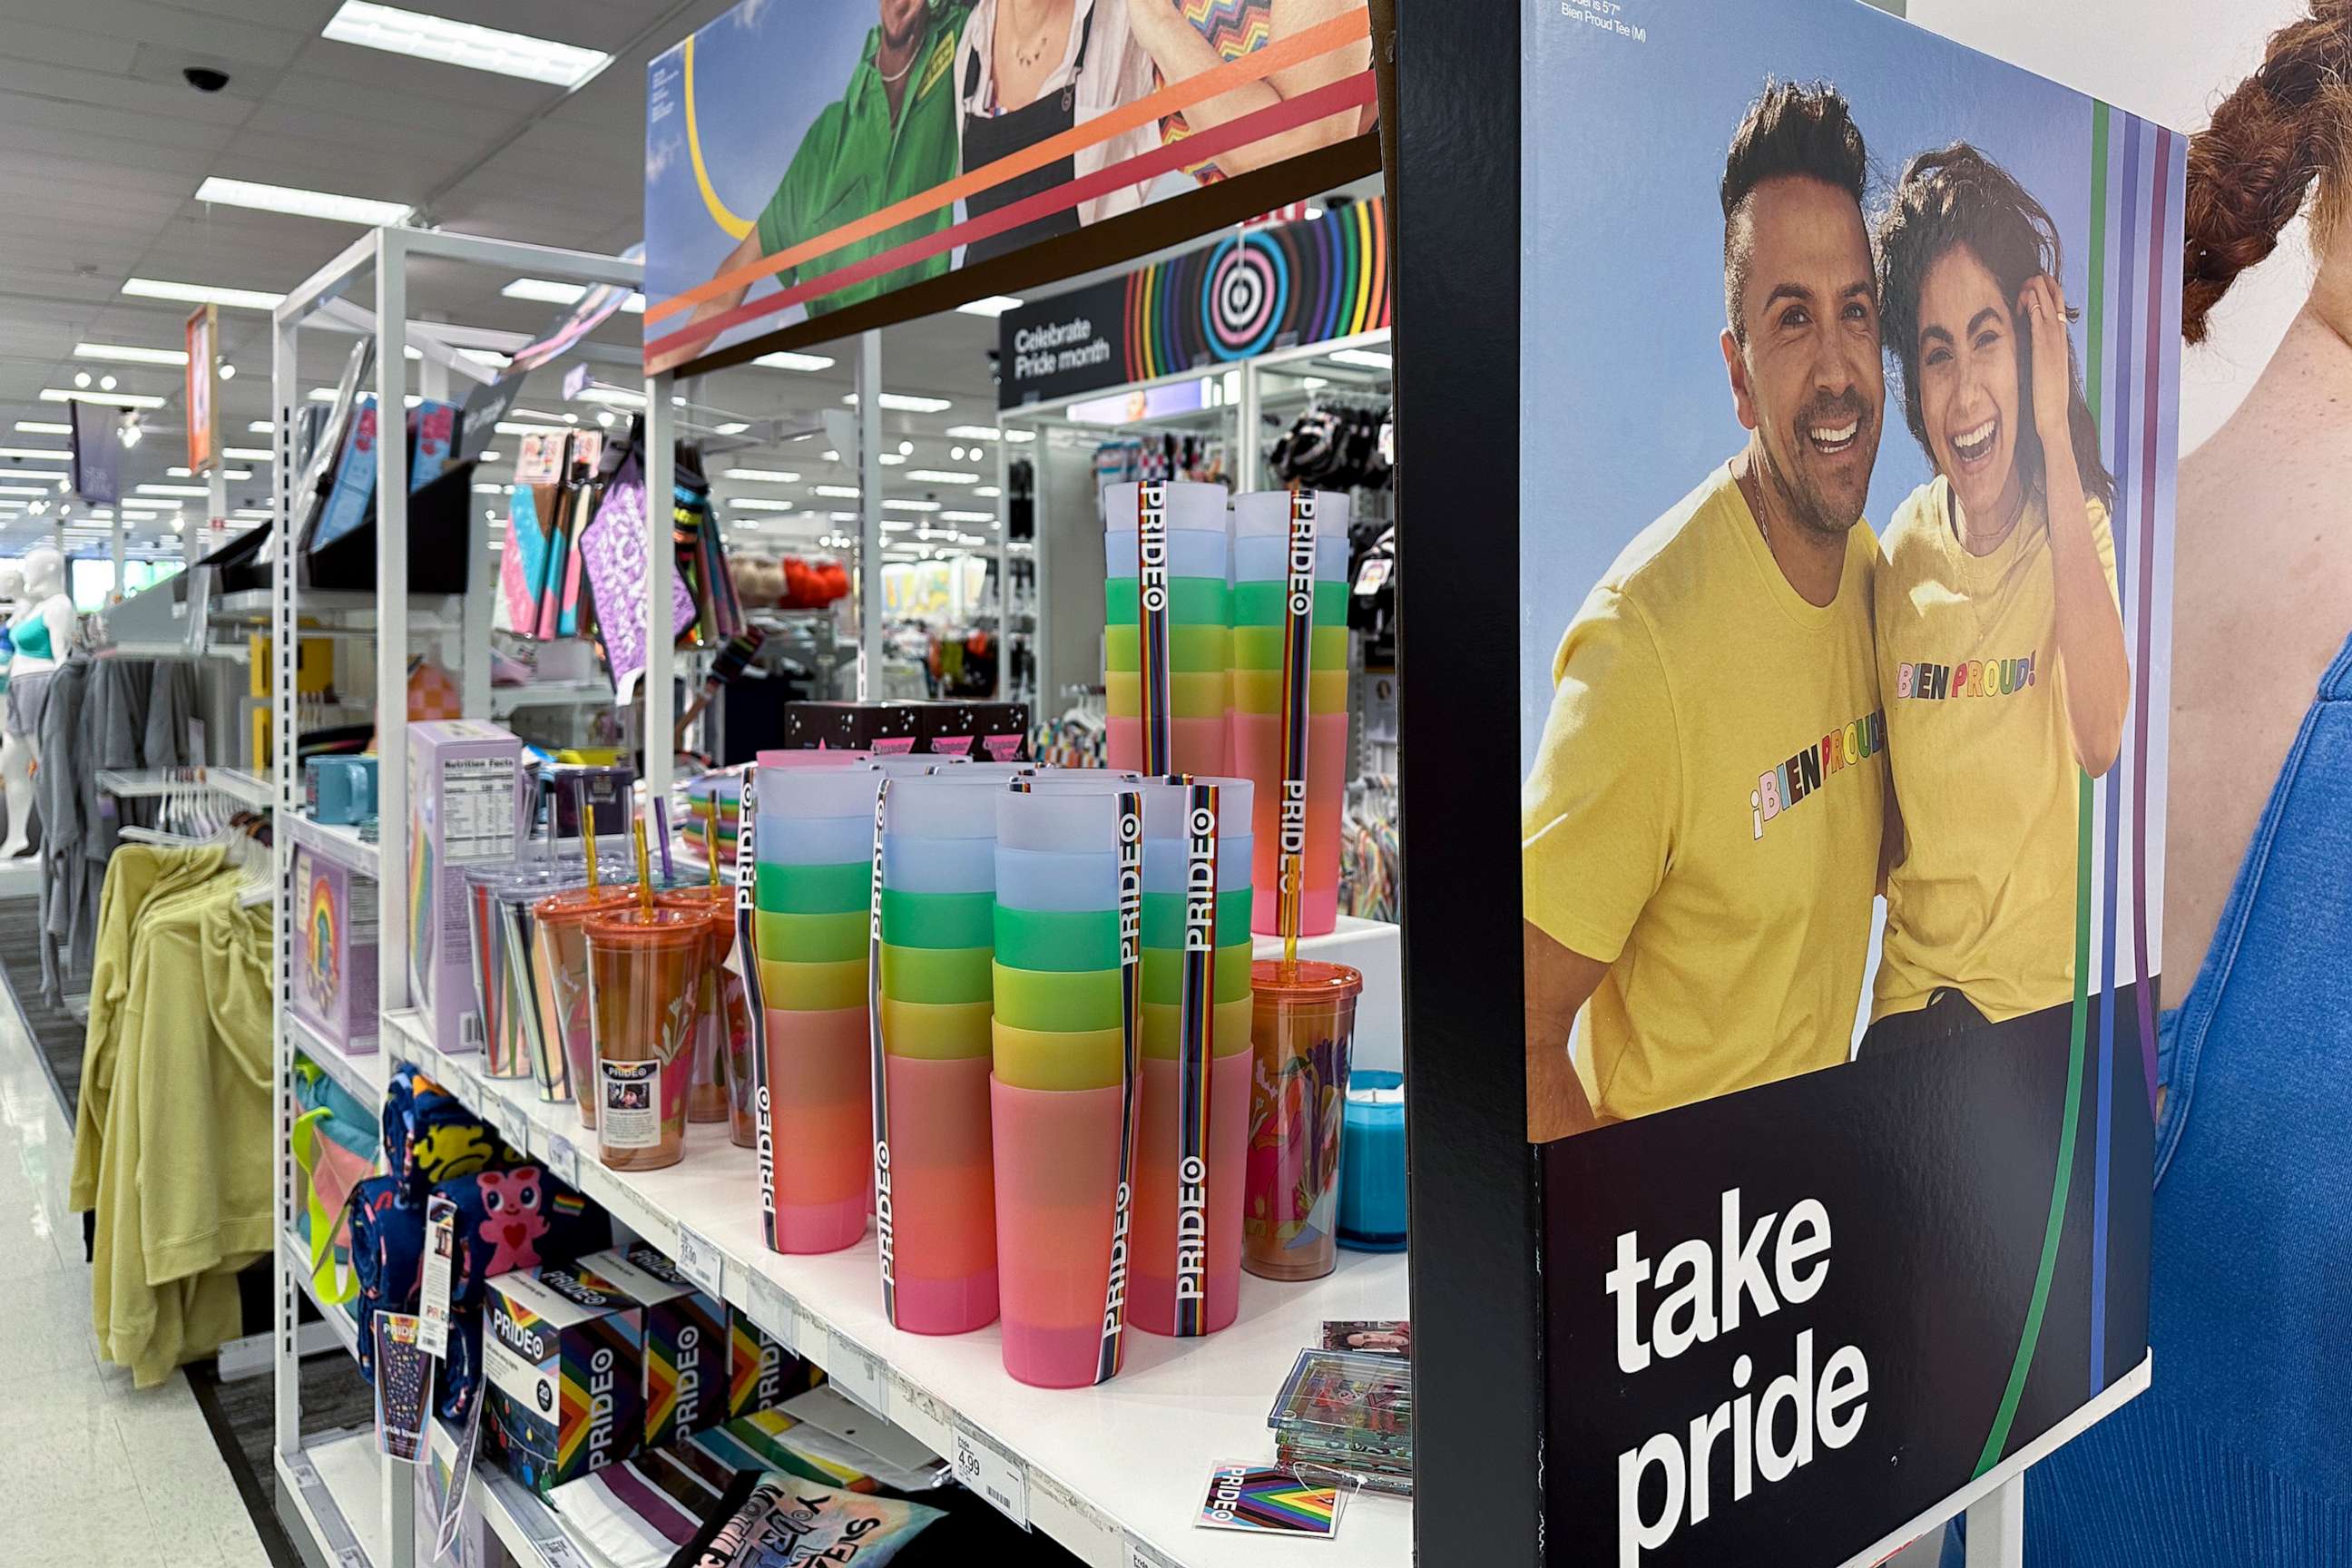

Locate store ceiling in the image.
[0,0,1011,562]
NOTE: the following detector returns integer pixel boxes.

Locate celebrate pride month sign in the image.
[1515,0,2182,1561]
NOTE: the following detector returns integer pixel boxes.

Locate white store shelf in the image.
[491,679,614,718]
[290,1012,394,1105]
[282,1229,362,1364]
[279,1429,388,1568]
[290,812,383,878]
[384,1007,1412,1568]
[98,765,277,811]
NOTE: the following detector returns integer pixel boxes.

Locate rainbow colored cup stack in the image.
[1104,480,1232,777]
[1230,489,1353,937]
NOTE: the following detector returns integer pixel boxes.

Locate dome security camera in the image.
[183,66,230,93]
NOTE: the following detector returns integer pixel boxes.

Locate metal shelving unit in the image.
[267,227,644,1568]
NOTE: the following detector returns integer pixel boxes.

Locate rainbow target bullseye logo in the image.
[1202,231,1289,359]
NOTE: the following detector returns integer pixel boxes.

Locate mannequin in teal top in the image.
[2,548,74,859]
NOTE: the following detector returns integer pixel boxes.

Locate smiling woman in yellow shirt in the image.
[1867,144,2132,1048]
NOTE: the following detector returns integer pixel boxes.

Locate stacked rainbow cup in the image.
[990,776,1144,1387]
[749,750,879,1254]
[1104,480,1230,777]
[1129,778,1255,1338]
[1230,490,1352,937]
[870,771,1011,1336]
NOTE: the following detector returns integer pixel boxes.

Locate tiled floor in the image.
[0,993,270,1567]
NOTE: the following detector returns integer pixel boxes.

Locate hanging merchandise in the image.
[71,826,276,1387]
[675,448,747,646]
[499,429,605,640]
[577,431,699,703]
[1340,776,1400,925]
[1269,399,1393,493]
[1230,491,1351,937]
[1033,691,1108,769]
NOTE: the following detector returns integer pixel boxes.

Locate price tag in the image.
[1124,1534,1184,1568]
[746,1270,801,1354]
[417,1195,456,1358]
[543,1133,582,1189]
[827,1328,889,1418]
[674,1226,725,1300]
[490,1095,530,1159]
[950,1419,1030,1530]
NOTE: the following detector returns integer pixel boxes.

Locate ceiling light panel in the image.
[906,470,978,485]
[75,343,188,366]
[721,469,800,484]
[41,390,166,408]
[752,351,835,372]
[323,1,611,87]
[123,279,286,310]
[503,279,646,313]
[195,177,412,227]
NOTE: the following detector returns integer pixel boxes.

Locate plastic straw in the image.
[653,797,677,883]
[583,799,600,893]
[704,799,721,889]
[633,812,654,917]
[1277,486,1315,974]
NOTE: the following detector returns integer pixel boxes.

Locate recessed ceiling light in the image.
[812,485,860,499]
[753,351,835,373]
[839,392,952,414]
[1004,429,1035,443]
[137,484,212,497]
[714,422,750,436]
[0,486,51,498]
[249,421,276,434]
[575,387,646,408]
[1328,348,1394,370]
[218,363,236,379]
[123,278,286,310]
[196,176,412,227]
[15,423,70,436]
[42,389,166,408]
[721,469,801,484]
[728,499,799,512]
[98,375,117,391]
[0,447,70,463]
[945,426,1000,441]
[974,485,1001,498]
[884,499,942,513]
[503,279,646,314]
[877,453,905,466]
[474,484,504,495]
[222,446,274,461]
[74,371,91,388]
[232,509,272,521]
[906,469,978,485]
[75,342,188,367]
[322,1,610,86]
[956,296,1024,318]
[504,407,569,425]
[595,410,616,427]
[940,511,996,524]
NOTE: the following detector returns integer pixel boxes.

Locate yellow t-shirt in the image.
[1523,463,1886,1122]
[1873,478,2122,1024]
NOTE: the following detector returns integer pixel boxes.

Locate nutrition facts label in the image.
[442,756,520,862]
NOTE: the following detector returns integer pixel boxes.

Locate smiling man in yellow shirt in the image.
[1522,83,1890,1141]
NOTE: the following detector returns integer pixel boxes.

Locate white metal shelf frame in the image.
[268,226,645,1568]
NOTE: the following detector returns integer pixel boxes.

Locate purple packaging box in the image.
[292,845,379,1050]
[407,720,527,1052]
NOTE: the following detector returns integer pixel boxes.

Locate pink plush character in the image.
[476,1168,551,1275]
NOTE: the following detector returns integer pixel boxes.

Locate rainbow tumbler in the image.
[1230,490,1352,937]
[992,778,1142,1387]
[1128,779,1255,1338]
[752,751,879,1254]
[873,774,1006,1335]
[1103,480,1231,777]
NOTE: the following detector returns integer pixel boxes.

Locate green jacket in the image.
[756,3,972,317]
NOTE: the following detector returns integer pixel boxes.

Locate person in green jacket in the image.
[677,0,972,356]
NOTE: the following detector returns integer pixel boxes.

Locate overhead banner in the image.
[1514,0,2180,1562]
[642,0,1380,377]
[997,195,1389,407]
[184,303,218,475]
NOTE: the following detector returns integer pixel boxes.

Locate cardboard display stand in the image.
[1391,0,2179,1561]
